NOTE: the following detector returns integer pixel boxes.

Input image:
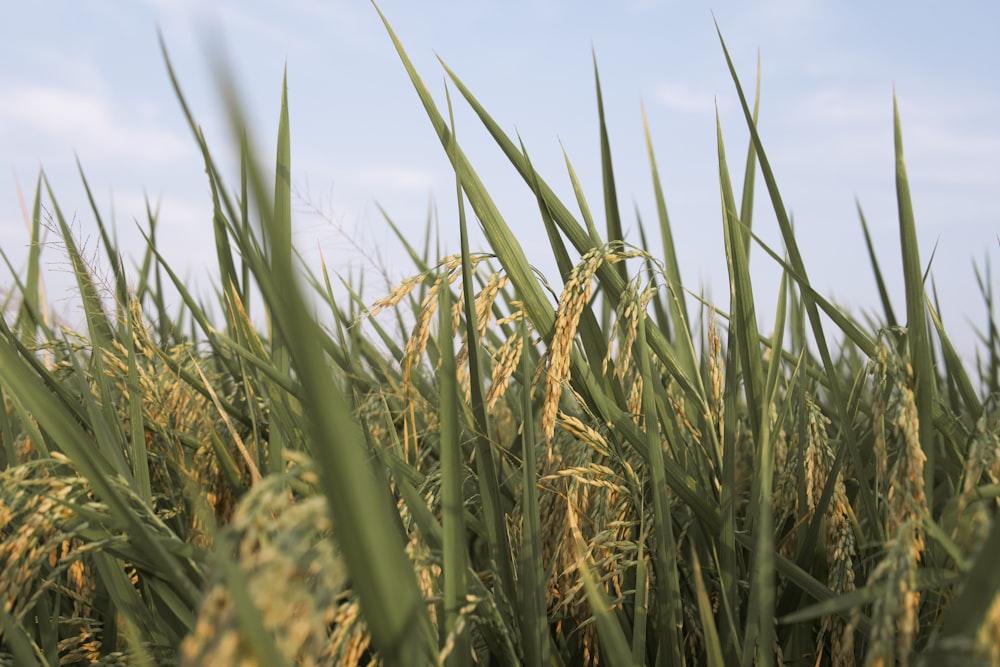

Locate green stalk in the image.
[164,35,439,663]
[892,95,937,507]
[636,312,684,665]
[714,22,881,536]
[447,87,519,613]
[518,321,549,667]
[641,104,697,379]
[593,54,627,293]
[438,283,471,666]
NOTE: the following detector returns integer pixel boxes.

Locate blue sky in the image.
[1,2,997,356]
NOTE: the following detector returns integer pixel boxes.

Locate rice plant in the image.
[1,8,998,667]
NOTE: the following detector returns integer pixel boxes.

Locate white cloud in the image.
[653,81,715,114]
[110,190,208,229]
[213,5,294,46]
[136,0,366,53]
[0,85,193,166]
[625,0,662,13]
[286,0,365,28]
[92,190,218,285]
[736,0,832,31]
[134,0,204,19]
[903,124,1000,187]
[789,83,1000,186]
[796,86,885,124]
[352,166,438,192]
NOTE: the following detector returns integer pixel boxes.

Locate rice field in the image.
[1,10,998,667]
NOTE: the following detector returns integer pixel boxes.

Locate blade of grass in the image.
[525,140,614,401]
[447,87,519,612]
[43,174,116,350]
[737,53,761,252]
[375,8,718,532]
[593,51,627,293]
[434,55,705,406]
[716,106,765,452]
[204,41,438,664]
[856,200,898,328]
[374,8,553,341]
[743,271,790,667]
[714,23,881,535]
[265,68,293,475]
[926,476,1000,651]
[892,94,937,506]
[76,157,129,325]
[370,413,524,665]
[718,103,768,664]
[744,224,876,357]
[438,260,471,666]
[720,301,742,663]
[926,296,981,421]
[640,103,697,380]
[778,568,960,627]
[692,546,727,667]
[12,174,46,337]
[636,311,684,665]
[124,313,153,506]
[518,321,550,667]
[971,259,998,395]
[561,143,603,246]
[0,242,57,345]
[0,605,44,667]
[379,203,436,275]
[630,528,649,667]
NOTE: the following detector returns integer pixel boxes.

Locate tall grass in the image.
[1,9,999,667]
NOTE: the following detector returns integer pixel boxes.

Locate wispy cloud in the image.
[789,83,1000,185]
[796,86,886,124]
[0,85,192,166]
[625,0,663,13]
[351,165,438,192]
[94,190,217,279]
[652,81,715,114]
[137,0,368,54]
[110,190,208,228]
[903,123,1000,187]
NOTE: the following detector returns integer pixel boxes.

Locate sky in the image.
[1,1,998,359]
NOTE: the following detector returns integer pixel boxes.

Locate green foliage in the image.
[1,9,998,667]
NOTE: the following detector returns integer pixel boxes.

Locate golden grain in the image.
[557,413,612,458]
[541,248,600,446]
[486,332,523,410]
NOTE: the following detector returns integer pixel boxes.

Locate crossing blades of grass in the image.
[715,22,881,537]
[640,104,698,380]
[377,5,718,534]
[191,43,438,665]
[636,311,684,665]
[447,88,519,614]
[437,56,706,409]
